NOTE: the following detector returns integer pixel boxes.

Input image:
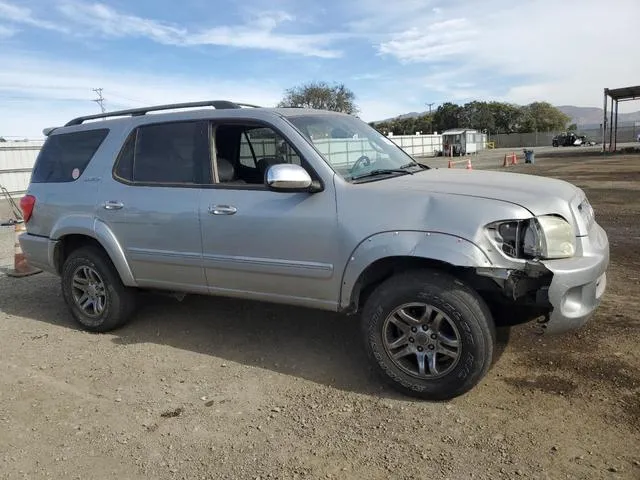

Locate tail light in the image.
[20,195,36,223]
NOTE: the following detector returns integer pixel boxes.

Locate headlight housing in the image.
[488,215,576,260]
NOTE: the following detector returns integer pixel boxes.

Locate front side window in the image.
[114,120,209,185]
[213,123,303,186]
[287,114,421,181]
[32,129,109,183]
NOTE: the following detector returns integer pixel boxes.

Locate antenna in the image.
[92,88,106,113]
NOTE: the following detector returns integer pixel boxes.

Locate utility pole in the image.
[92,88,106,113]
[425,102,435,133]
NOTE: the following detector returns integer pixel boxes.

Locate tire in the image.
[361,269,495,400]
[61,246,137,332]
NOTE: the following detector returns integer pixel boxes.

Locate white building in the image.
[442,129,487,156]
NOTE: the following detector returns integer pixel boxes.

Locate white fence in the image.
[0,141,44,196]
[0,134,444,196]
[240,134,443,170]
[386,134,443,157]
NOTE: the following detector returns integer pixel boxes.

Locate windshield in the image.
[287,113,423,181]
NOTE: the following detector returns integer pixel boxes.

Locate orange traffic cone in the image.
[466,159,473,170]
[511,152,518,165]
[7,222,41,278]
[503,154,508,167]
[448,159,453,168]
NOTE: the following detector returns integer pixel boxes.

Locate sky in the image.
[1,0,639,138]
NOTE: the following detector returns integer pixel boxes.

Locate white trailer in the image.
[442,129,486,156]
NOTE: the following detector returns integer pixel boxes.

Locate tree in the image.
[433,102,462,132]
[414,114,434,134]
[460,101,495,132]
[277,81,359,114]
[487,102,521,134]
[518,102,570,132]
[0,137,6,142]
[567,123,578,131]
[370,100,571,136]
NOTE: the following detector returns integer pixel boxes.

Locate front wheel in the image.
[361,270,495,400]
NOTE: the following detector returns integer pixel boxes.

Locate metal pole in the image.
[608,96,614,152]
[92,87,106,113]
[425,102,435,134]
[602,89,607,152]
[613,100,619,151]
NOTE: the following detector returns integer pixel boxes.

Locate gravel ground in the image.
[0,154,638,480]
[0,224,15,272]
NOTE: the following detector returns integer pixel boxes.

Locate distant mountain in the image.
[557,106,640,128]
[378,111,425,122]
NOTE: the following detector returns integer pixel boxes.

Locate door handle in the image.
[209,205,237,215]
[103,201,124,210]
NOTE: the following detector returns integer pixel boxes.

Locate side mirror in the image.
[265,164,313,192]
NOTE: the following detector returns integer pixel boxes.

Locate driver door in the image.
[198,121,340,309]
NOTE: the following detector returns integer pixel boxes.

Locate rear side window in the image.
[114,120,210,185]
[31,129,109,183]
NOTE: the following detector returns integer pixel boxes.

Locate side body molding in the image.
[339,231,492,310]
[49,215,137,286]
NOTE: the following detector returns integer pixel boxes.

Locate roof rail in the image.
[64,100,261,126]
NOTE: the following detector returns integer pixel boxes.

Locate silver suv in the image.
[19,100,609,400]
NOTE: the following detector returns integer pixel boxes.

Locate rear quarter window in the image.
[31,129,109,183]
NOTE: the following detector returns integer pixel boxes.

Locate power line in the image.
[108,93,151,106]
[92,87,106,113]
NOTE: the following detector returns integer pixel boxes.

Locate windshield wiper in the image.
[400,161,429,170]
[350,168,413,181]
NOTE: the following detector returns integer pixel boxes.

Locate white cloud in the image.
[350,73,383,81]
[345,0,437,35]
[186,23,342,58]
[0,1,67,32]
[356,98,420,123]
[379,19,476,62]
[56,2,185,44]
[56,1,342,58]
[0,24,18,38]
[0,53,284,138]
[362,0,640,110]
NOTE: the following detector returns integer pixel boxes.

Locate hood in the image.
[370,168,582,216]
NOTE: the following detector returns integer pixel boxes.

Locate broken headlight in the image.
[488,216,576,260]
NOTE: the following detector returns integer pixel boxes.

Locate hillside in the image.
[557,106,640,127]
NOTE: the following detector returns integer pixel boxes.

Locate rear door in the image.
[96,120,210,291]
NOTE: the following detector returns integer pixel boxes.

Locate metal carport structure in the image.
[602,85,640,152]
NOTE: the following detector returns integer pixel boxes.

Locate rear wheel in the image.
[361,269,495,400]
[61,246,137,332]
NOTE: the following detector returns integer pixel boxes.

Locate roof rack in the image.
[64,100,262,127]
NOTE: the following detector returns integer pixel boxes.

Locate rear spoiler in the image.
[42,127,58,136]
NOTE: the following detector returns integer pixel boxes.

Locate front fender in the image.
[49,215,136,286]
[339,231,492,309]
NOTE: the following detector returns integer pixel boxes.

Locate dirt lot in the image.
[1,154,638,480]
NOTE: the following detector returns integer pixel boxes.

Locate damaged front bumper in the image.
[478,221,609,334]
[539,222,609,334]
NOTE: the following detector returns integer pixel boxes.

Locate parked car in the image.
[19,101,609,400]
[552,132,596,147]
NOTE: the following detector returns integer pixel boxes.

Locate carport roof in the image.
[605,85,640,101]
